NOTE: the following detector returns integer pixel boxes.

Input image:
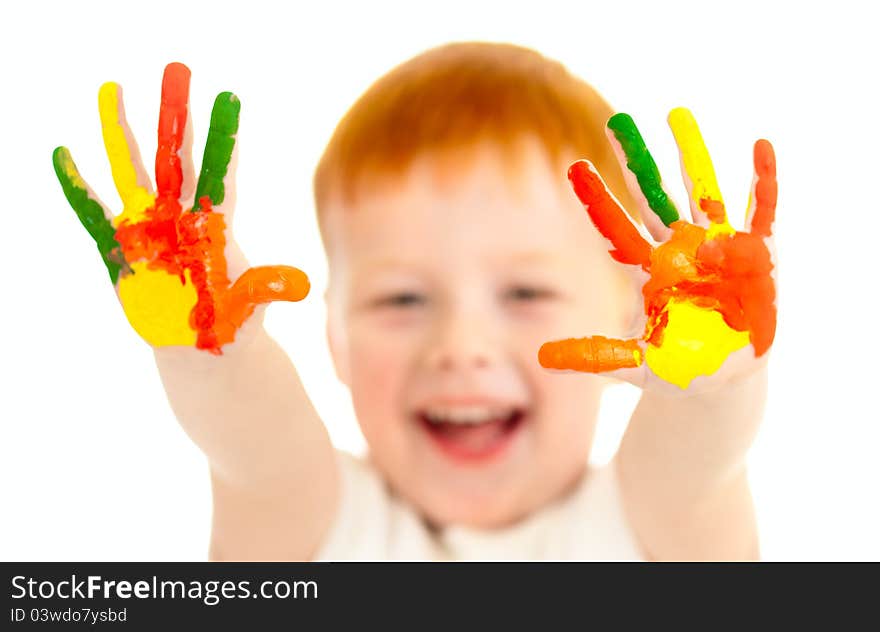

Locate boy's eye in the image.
[375,292,426,308]
[505,286,554,302]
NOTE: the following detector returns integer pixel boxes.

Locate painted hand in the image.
[539,108,777,390]
[53,63,309,353]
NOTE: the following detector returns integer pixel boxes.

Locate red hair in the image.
[314,42,635,224]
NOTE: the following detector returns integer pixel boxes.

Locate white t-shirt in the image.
[314,451,644,560]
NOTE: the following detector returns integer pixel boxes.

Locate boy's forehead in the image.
[319,138,627,303]
[323,139,586,252]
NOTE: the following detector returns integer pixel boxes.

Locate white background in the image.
[1,0,877,560]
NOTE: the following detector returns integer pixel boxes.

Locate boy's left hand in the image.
[539,108,777,393]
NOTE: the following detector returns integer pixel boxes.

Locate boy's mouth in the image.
[416,405,526,463]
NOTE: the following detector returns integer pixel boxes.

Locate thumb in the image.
[225,265,311,329]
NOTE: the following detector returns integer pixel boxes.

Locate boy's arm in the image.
[615,366,765,560]
[155,323,338,561]
[53,63,338,560]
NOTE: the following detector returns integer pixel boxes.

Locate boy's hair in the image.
[314,41,636,226]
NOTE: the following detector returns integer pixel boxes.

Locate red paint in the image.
[642,221,776,356]
[543,142,779,374]
[749,139,777,237]
[568,160,652,268]
[109,63,311,352]
[155,62,190,202]
[115,193,309,353]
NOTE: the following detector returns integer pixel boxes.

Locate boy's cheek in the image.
[348,337,413,418]
[531,361,605,431]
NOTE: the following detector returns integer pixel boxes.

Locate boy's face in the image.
[323,138,632,528]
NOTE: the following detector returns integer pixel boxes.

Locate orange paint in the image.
[643,221,776,356]
[540,218,777,374]
[539,335,642,372]
[699,198,726,224]
[543,134,778,380]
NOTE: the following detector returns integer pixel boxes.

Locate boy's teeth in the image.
[425,406,511,425]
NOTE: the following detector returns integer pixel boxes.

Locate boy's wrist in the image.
[152,315,269,375]
[639,361,769,408]
[623,363,768,501]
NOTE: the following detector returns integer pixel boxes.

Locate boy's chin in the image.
[371,411,591,530]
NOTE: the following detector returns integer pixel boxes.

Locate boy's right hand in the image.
[53,62,310,354]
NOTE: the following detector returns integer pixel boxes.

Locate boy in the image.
[53,42,775,560]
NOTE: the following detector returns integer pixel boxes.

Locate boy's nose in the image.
[428,346,491,371]
[424,311,497,372]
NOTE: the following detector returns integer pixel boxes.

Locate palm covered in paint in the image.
[539,108,777,390]
[53,63,309,353]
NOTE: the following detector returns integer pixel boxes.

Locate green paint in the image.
[53,147,127,284]
[607,113,680,227]
[193,92,240,211]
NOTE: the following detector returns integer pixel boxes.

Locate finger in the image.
[667,107,733,237]
[568,160,652,268]
[539,335,644,377]
[98,81,154,221]
[193,91,240,215]
[52,147,128,284]
[606,113,680,241]
[179,96,196,208]
[155,62,191,204]
[745,139,777,238]
[224,265,311,328]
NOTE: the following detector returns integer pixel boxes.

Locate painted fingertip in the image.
[163,61,192,80]
[607,112,636,133]
[52,146,80,185]
[52,145,69,165]
[566,159,595,182]
[754,139,776,174]
[567,160,603,203]
[161,63,191,108]
[607,113,644,150]
[667,106,695,127]
[286,268,311,302]
[210,92,241,135]
[97,81,120,108]
[537,341,561,369]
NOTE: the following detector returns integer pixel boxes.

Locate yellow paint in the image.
[98,82,155,223]
[668,108,733,234]
[706,221,736,239]
[645,299,749,389]
[117,261,198,347]
[632,349,643,366]
[56,148,86,189]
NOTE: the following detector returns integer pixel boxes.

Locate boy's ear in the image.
[325,292,351,387]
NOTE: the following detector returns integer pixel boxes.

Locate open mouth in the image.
[417,405,526,463]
